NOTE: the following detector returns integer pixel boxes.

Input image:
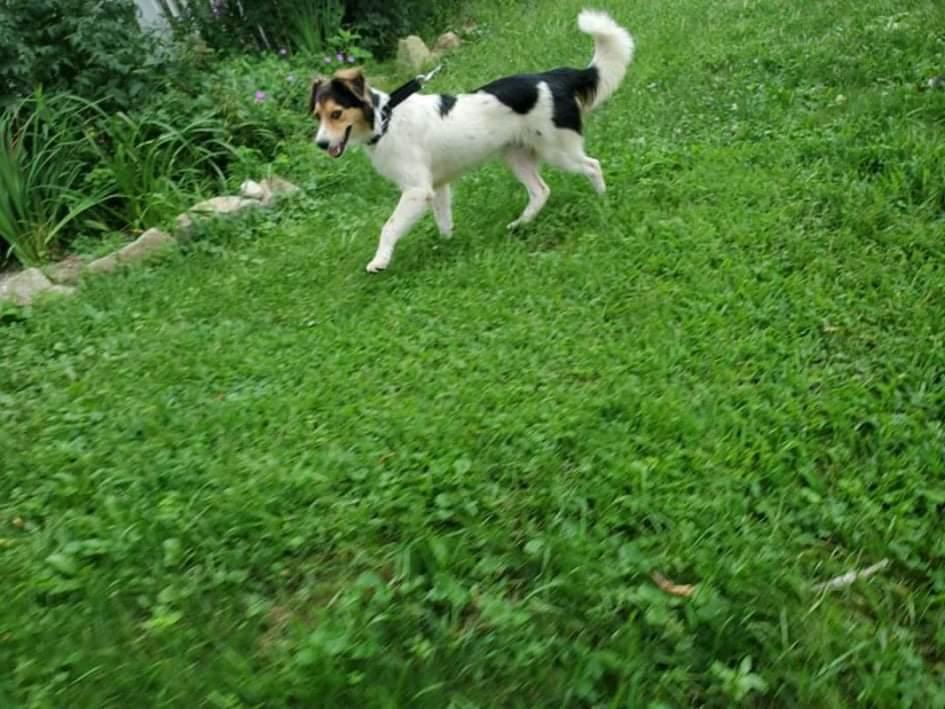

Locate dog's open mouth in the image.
[329,126,351,158]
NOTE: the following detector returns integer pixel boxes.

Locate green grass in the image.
[3,0,945,705]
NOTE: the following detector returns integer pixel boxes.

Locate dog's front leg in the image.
[432,185,453,238]
[366,187,433,273]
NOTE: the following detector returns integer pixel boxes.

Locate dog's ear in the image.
[308,77,326,115]
[333,67,368,102]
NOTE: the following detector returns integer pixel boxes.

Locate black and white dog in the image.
[310,10,634,272]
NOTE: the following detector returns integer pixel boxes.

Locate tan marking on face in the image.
[314,97,371,141]
[310,69,374,157]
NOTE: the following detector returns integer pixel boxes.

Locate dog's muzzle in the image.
[317,126,351,159]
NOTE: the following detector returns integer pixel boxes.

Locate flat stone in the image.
[240,179,269,202]
[44,255,86,285]
[397,36,432,72]
[87,253,119,274]
[264,175,300,197]
[434,31,461,53]
[115,228,175,265]
[175,196,261,237]
[239,177,301,207]
[0,267,54,306]
[174,213,196,236]
[192,196,246,215]
[87,230,175,274]
[45,285,76,298]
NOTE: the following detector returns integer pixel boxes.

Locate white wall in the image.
[134,0,182,34]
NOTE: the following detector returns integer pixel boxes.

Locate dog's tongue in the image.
[329,143,344,158]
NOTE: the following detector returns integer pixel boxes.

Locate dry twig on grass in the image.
[651,571,697,598]
[812,559,890,593]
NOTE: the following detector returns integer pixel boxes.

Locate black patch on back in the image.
[475,75,540,114]
[474,66,600,133]
[438,94,457,117]
[541,67,600,134]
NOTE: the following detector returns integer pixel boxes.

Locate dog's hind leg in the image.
[543,131,606,194]
[503,147,550,230]
[432,185,453,238]
[366,186,433,273]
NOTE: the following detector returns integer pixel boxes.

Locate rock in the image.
[0,267,53,306]
[239,177,301,207]
[86,229,175,276]
[87,253,119,274]
[240,179,269,202]
[191,196,257,215]
[433,32,461,53]
[44,255,86,285]
[174,213,196,236]
[46,285,76,298]
[264,175,300,198]
[115,228,175,265]
[175,196,261,237]
[397,36,432,72]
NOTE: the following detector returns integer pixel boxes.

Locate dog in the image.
[309,10,634,273]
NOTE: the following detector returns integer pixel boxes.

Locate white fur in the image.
[578,9,635,110]
[355,9,634,272]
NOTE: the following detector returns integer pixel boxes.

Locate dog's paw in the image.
[366,258,389,273]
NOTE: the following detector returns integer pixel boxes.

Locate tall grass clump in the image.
[0,92,112,265]
[88,111,237,230]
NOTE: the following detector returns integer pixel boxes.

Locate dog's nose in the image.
[316,139,330,151]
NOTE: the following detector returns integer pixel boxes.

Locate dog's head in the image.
[309,68,374,158]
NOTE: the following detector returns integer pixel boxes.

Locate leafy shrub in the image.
[288,0,346,56]
[168,0,344,55]
[0,47,318,266]
[343,0,467,56]
[151,51,318,164]
[0,51,318,266]
[0,92,113,264]
[168,0,467,58]
[86,112,237,230]
[0,0,169,109]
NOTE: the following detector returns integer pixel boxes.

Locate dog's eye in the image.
[330,110,343,120]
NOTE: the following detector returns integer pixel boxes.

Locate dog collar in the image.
[369,65,443,146]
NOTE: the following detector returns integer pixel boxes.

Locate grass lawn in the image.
[3,0,945,705]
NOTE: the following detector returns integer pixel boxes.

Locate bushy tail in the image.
[578,9,634,110]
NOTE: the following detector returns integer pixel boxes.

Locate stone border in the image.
[397,31,462,72]
[0,176,299,308]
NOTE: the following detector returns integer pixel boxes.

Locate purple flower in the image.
[254,90,267,103]
[336,53,344,62]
